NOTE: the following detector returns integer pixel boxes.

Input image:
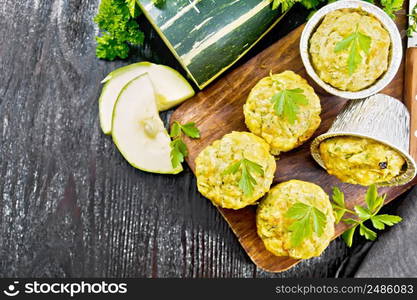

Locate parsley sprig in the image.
[222,158,264,196]
[285,202,327,247]
[170,122,200,169]
[332,185,402,247]
[334,24,372,75]
[381,0,404,19]
[269,75,308,124]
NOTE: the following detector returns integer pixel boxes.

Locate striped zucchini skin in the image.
[137,0,284,89]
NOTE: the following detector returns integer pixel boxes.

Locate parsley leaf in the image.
[334,25,372,75]
[94,0,144,60]
[125,0,138,18]
[270,88,308,124]
[223,158,264,196]
[331,184,402,247]
[170,121,201,139]
[271,0,297,12]
[286,202,327,247]
[342,226,356,247]
[151,0,166,8]
[169,121,200,168]
[170,138,188,169]
[331,186,346,224]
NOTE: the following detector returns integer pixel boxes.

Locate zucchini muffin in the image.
[256,180,335,259]
[243,71,321,155]
[309,8,391,91]
[195,131,276,209]
[319,136,405,186]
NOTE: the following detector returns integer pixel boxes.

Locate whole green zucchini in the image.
[137,0,286,89]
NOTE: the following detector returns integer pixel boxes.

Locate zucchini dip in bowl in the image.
[300,0,402,99]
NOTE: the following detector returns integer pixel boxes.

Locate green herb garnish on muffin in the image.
[334,24,372,75]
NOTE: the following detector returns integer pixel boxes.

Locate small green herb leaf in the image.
[125,0,138,18]
[222,158,264,196]
[334,25,372,75]
[286,202,327,247]
[180,122,201,139]
[171,121,201,139]
[342,226,357,247]
[332,185,402,248]
[332,186,347,224]
[334,34,356,52]
[354,205,372,220]
[288,214,312,247]
[271,0,295,12]
[152,0,166,8]
[365,184,378,211]
[312,207,327,236]
[270,88,308,124]
[407,3,417,38]
[169,122,201,168]
[170,138,188,169]
[332,186,345,207]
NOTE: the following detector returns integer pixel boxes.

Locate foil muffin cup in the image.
[300,0,402,100]
[311,94,417,186]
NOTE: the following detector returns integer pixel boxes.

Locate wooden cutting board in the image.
[171,11,416,272]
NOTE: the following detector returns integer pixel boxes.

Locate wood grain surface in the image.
[171,10,415,272]
[0,0,413,278]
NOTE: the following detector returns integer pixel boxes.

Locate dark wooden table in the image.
[0,0,412,278]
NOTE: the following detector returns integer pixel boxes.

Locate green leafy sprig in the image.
[380,0,404,18]
[407,3,417,38]
[222,158,264,196]
[170,122,200,169]
[334,24,372,75]
[95,0,144,60]
[285,202,327,247]
[332,185,402,247]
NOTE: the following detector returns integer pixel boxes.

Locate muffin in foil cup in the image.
[300,0,402,99]
[311,94,417,186]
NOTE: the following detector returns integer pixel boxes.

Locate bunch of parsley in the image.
[95,0,144,60]
[272,0,405,20]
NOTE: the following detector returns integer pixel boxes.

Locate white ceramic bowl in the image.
[300,0,402,99]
